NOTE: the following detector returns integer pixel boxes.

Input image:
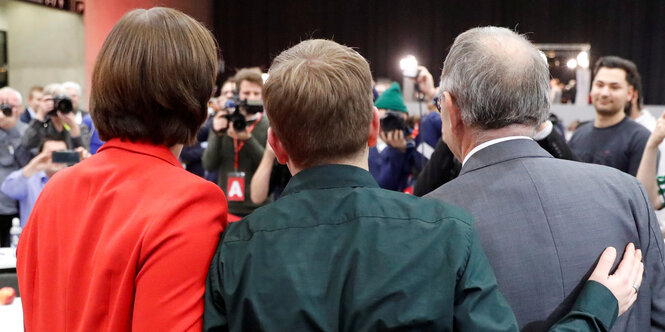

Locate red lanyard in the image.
[233,112,263,171]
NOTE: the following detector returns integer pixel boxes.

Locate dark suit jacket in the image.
[427,138,665,331]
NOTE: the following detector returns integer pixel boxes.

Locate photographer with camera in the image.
[1,136,90,227]
[17,83,86,166]
[368,82,422,192]
[203,68,269,218]
[0,87,28,246]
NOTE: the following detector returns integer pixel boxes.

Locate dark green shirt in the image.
[204,164,618,331]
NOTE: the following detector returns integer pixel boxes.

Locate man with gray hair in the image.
[426,26,665,330]
[0,87,28,246]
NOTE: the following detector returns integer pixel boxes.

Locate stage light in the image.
[567,58,578,69]
[577,51,589,68]
[400,55,418,78]
[261,73,269,83]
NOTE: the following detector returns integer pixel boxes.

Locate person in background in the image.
[1,137,90,227]
[17,8,228,331]
[568,56,651,176]
[368,82,421,191]
[203,68,268,217]
[20,86,43,124]
[636,111,665,235]
[0,87,27,246]
[204,38,644,332]
[17,83,86,165]
[62,81,92,148]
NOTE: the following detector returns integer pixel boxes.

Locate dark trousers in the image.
[0,214,18,247]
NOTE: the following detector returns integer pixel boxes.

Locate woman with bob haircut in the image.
[17,7,228,331]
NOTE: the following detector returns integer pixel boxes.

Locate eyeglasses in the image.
[433,95,441,113]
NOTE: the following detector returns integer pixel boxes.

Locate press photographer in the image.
[203,68,269,218]
[368,82,422,192]
[17,83,86,166]
[0,87,27,246]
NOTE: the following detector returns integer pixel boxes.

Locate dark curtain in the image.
[213,0,665,104]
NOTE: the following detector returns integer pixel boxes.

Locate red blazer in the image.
[17,138,228,331]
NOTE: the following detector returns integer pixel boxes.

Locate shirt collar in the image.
[282,164,379,197]
[462,136,533,166]
[97,138,182,168]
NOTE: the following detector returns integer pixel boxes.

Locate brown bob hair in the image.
[263,39,373,168]
[90,7,218,146]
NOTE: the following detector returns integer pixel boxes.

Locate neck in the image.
[458,124,535,161]
[594,110,625,128]
[287,148,369,176]
[629,108,641,120]
[169,144,183,158]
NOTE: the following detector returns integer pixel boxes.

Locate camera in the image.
[380,111,412,137]
[0,103,12,117]
[47,95,74,116]
[52,150,80,164]
[223,98,263,132]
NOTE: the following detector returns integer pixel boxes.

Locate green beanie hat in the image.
[375,82,408,113]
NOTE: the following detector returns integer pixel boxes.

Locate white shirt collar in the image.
[462,136,533,166]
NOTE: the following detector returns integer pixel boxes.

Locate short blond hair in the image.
[263,39,373,168]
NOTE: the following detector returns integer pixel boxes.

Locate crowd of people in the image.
[1,6,663,332]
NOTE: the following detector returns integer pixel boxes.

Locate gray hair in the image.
[62,81,82,97]
[0,87,23,105]
[43,83,64,96]
[439,26,550,130]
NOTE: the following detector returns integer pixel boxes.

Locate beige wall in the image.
[0,0,8,30]
[1,0,85,107]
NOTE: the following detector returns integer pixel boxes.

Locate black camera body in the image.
[224,98,263,132]
[0,103,13,117]
[380,111,411,136]
[52,150,80,164]
[47,95,74,117]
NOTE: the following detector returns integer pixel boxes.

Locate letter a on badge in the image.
[227,177,245,201]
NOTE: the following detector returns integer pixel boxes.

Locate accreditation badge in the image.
[227,172,246,201]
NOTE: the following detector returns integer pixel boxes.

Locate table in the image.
[0,248,16,271]
[0,297,23,332]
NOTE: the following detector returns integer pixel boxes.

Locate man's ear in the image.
[626,85,639,102]
[443,91,463,137]
[268,127,289,164]
[368,106,380,147]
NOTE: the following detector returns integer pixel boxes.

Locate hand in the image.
[380,129,407,152]
[58,111,81,137]
[22,150,52,178]
[36,99,53,121]
[647,112,665,148]
[416,66,436,99]
[227,125,252,141]
[212,110,229,134]
[75,147,91,161]
[588,243,644,316]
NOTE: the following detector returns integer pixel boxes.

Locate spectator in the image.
[1,137,89,226]
[368,82,420,191]
[62,81,92,148]
[0,87,27,246]
[569,56,651,176]
[202,68,268,217]
[20,86,43,124]
[17,8,227,331]
[426,27,663,330]
[17,83,85,166]
[204,38,643,332]
[636,111,665,234]
[249,144,291,204]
